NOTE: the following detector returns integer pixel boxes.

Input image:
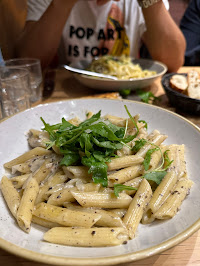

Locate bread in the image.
[169,74,188,93]
[187,70,200,100]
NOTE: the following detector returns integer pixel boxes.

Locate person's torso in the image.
[59,0,145,63]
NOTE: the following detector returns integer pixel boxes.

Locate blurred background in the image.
[0,0,190,61]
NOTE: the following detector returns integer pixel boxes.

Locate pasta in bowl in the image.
[0,99,199,265]
[70,57,167,90]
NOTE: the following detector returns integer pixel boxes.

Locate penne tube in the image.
[62,166,92,182]
[104,114,139,128]
[109,209,127,218]
[0,176,21,218]
[47,188,76,206]
[44,227,129,247]
[107,155,144,171]
[108,165,143,186]
[35,170,68,205]
[148,146,166,171]
[123,177,144,195]
[11,162,31,174]
[153,178,193,219]
[33,158,59,184]
[4,147,52,168]
[148,144,185,214]
[77,182,101,192]
[28,129,49,148]
[71,191,132,209]
[31,215,62,229]
[123,179,152,239]
[136,131,167,158]
[11,173,30,189]
[34,202,101,228]
[63,203,125,227]
[17,177,39,233]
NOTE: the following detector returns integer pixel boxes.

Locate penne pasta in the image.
[4,147,52,169]
[17,177,39,233]
[44,227,129,247]
[71,191,132,209]
[123,179,152,238]
[0,176,21,218]
[153,178,193,219]
[107,155,144,171]
[34,202,101,228]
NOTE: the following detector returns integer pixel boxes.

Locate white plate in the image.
[70,59,167,91]
[0,99,200,265]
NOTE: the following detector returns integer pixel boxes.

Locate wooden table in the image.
[0,66,200,266]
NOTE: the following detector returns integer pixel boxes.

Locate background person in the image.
[15,0,186,72]
[180,0,200,66]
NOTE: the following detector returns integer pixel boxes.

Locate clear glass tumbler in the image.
[0,68,31,118]
[4,58,43,104]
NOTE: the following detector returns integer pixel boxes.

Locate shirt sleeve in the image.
[27,0,52,21]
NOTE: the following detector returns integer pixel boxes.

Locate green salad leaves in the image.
[41,106,173,196]
[41,106,137,187]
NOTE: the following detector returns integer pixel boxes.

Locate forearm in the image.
[15,0,77,68]
[142,1,186,72]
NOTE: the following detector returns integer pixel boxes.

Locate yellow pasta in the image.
[44,227,128,247]
[0,109,193,248]
[87,55,157,80]
[17,177,39,233]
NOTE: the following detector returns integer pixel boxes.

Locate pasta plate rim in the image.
[0,98,200,265]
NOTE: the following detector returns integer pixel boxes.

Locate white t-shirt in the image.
[27,0,169,64]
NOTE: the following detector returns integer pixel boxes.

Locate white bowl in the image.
[70,59,167,91]
[0,99,200,265]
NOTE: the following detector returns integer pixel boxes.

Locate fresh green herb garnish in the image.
[143,147,159,171]
[41,107,137,187]
[124,105,139,139]
[114,184,137,197]
[132,138,147,154]
[136,89,158,103]
[143,171,167,185]
[119,89,131,98]
[163,150,174,169]
[138,119,148,129]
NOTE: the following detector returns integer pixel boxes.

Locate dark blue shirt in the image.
[180,0,200,66]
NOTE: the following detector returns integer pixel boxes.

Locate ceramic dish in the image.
[70,59,167,91]
[162,73,200,115]
[0,99,200,265]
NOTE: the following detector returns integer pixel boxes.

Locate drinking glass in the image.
[4,58,43,103]
[0,67,30,118]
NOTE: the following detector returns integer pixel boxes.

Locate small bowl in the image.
[161,73,200,115]
[70,58,167,91]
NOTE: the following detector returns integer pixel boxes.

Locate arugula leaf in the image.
[79,132,93,157]
[82,156,108,187]
[143,148,159,171]
[144,171,167,185]
[138,120,148,129]
[163,150,174,169]
[124,105,139,138]
[132,139,147,154]
[136,89,158,103]
[114,184,137,197]
[60,151,80,166]
[41,105,142,188]
[79,111,101,128]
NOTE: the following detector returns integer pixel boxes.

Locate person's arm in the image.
[15,0,77,68]
[141,1,186,72]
